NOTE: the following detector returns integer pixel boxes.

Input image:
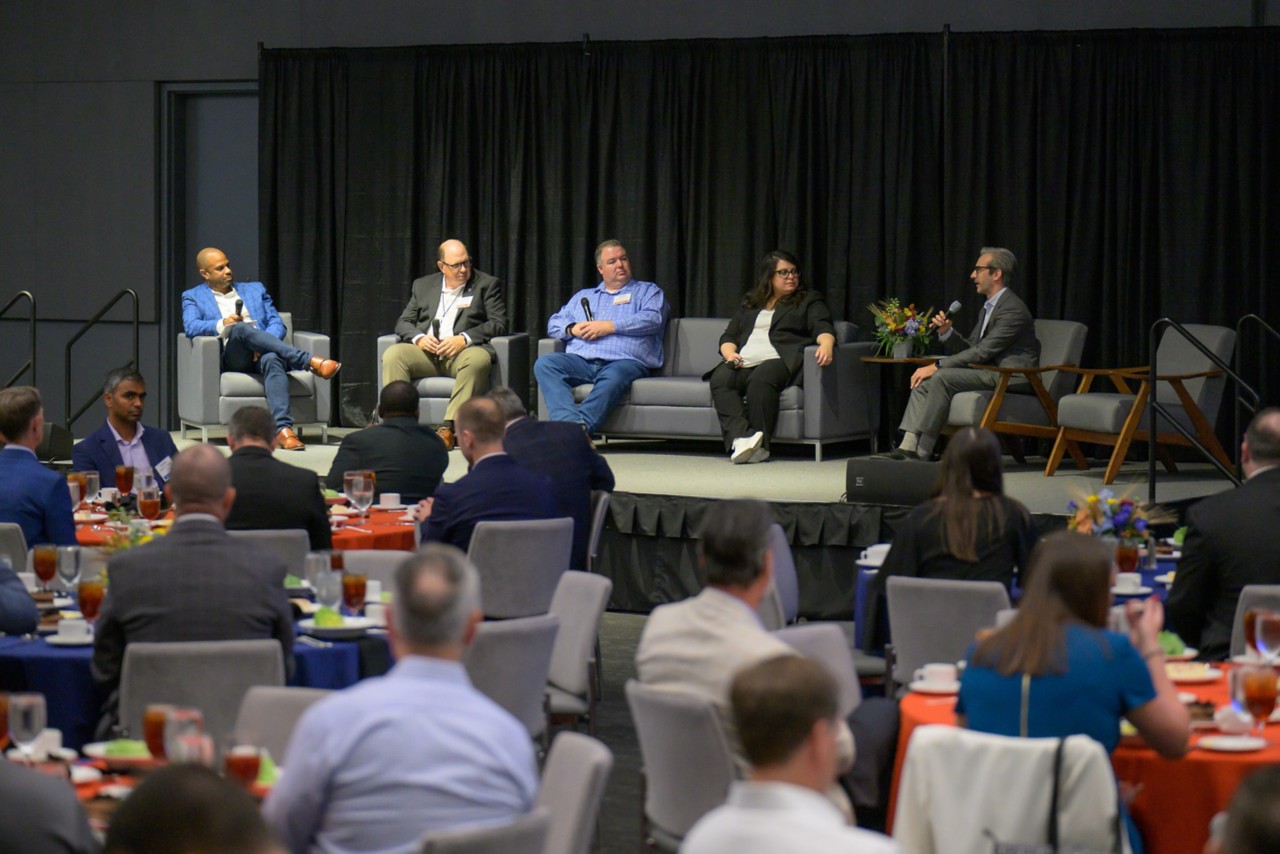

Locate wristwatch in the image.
[566,323,577,337]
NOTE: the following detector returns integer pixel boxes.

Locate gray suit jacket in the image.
[937,288,1040,370]
[393,270,509,357]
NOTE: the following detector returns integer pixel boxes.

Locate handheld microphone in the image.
[934,300,961,335]
[234,298,243,318]
[432,319,441,339]
[580,297,594,322]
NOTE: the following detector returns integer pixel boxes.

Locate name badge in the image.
[613,293,632,305]
[457,298,473,309]
[156,456,173,481]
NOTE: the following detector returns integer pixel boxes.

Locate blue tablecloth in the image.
[0,629,390,750]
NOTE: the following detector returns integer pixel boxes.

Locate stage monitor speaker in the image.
[845,457,938,507]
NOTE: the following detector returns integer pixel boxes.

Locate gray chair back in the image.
[119,639,285,742]
[625,680,735,846]
[467,517,574,618]
[341,549,415,591]
[1034,319,1089,401]
[418,806,551,854]
[537,732,614,854]
[768,523,800,623]
[1155,323,1236,420]
[464,614,559,740]
[547,572,612,698]
[773,623,862,718]
[886,577,1011,690]
[0,523,28,573]
[585,490,611,573]
[227,529,310,576]
[1230,585,1280,658]
[234,686,333,761]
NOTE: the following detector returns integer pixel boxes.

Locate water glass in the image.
[83,471,100,505]
[56,546,82,591]
[1232,664,1278,738]
[1256,612,1280,663]
[8,693,46,763]
[312,567,343,611]
[164,707,205,758]
[66,478,82,510]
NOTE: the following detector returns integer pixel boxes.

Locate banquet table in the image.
[887,663,1274,854]
[75,508,417,552]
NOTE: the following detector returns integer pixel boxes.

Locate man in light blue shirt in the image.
[263,544,538,854]
[535,239,669,433]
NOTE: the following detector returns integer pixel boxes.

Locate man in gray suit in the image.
[381,239,509,449]
[892,247,1040,460]
[92,444,294,734]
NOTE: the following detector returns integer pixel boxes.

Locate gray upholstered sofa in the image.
[537,318,880,461]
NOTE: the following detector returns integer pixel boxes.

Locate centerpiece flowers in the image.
[1066,489,1175,573]
[868,298,935,358]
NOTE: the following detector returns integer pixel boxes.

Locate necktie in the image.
[979,303,992,339]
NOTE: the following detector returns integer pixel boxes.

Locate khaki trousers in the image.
[381,342,493,421]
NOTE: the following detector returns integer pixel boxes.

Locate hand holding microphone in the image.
[931,300,962,336]
[572,296,613,340]
[580,297,594,321]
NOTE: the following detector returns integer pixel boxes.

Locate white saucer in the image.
[909,680,960,695]
[5,746,78,762]
[1166,665,1224,684]
[74,512,108,523]
[374,503,407,511]
[1199,735,1268,753]
[71,765,102,784]
[1111,586,1153,596]
[1166,648,1199,661]
[46,635,94,646]
[299,617,374,640]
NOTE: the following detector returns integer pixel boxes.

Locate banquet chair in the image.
[464,613,559,747]
[895,725,1130,854]
[341,549,415,590]
[178,312,333,443]
[773,623,862,717]
[118,639,285,743]
[546,571,613,735]
[537,732,614,854]
[227,529,309,577]
[943,319,1088,464]
[234,686,333,761]
[0,523,28,573]
[418,806,551,854]
[1229,585,1280,658]
[625,680,737,852]
[376,333,531,427]
[757,523,800,631]
[585,490,611,573]
[886,577,1010,694]
[1046,323,1236,485]
[467,517,574,618]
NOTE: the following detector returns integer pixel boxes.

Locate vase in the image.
[892,340,912,359]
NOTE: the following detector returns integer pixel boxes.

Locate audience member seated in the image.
[72,366,179,491]
[104,763,282,854]
[1207,766,1280,854]
[1167,407,1280,660]
[0,556,39,635]
[0,386,76,547]
[487,386,615,569]
[706,250,836,465]
[263,545,538,852]
[866,426,1038,649]
[683,656,899,854]
[0,752,99,853]
[92,445,294,736]
[958,530,1190,852]
[415,396,557,551]
[224,406,331,549]
[325,380,449,504]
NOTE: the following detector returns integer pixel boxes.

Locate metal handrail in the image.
[1147,318,1258,502]
[0,291,37,388]
[1234,314,1280,469]
[64,289,139,431]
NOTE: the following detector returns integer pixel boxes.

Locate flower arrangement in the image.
[99,508,166,555]
[1066,489,1174,542]
[868,298,935,357]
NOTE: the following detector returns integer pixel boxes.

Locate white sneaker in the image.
[731,431,764,464]
[751,447,770,463]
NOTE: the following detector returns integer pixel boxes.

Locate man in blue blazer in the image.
[181,247,342,450]
[72,367,179,491]
[418,397,558,552]
[0,387,77,547]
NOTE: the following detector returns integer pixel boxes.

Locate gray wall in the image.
[0,0,1267,429]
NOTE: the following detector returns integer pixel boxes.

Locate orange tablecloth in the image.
[888,667,1277,854]
[76,509,415,552]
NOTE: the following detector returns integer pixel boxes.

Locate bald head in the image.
[436,239,473,290]
[196,248,234,292]
[168,445,235,518]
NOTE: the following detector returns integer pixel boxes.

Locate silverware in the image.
[297,635,333,649]
[344,526,373,533]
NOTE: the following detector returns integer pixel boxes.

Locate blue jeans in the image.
[221,323,312,430]
[534,353,648,433]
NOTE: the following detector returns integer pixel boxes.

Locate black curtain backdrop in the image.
[260,28,1280,428]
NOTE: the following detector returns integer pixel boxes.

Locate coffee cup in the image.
[366,580,382,603]
[379,492,402,508]
[860,543,891,563]
[366,602,387,626]
[913,663,958,686]
[99,487,120,504]
[1115,572,1142,592]
[58,618,91,640]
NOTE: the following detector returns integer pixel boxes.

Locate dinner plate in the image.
[82,742,161,769]
[1166,665,1224,684]
[1199,735,1268,753]
[46,634,94,646]
[298,617,374,639]
[1111,586,1153,596]
[329,506,361,516]
[908,680,960,695]
[74,512,108,523]
[1154,573,1175,585]
[1166,648,1199,662]
[71,765,103,785]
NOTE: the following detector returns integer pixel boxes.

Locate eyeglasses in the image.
[442,259,473,272]
[972,265,996,274]
[774,269,800,279]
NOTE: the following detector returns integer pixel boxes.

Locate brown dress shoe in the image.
[436,425,456,451]
[276,427,305,451]
[309,356,342,380]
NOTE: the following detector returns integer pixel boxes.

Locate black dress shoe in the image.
[884,448,910,461]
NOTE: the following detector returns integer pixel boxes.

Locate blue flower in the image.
[904,318,920,336]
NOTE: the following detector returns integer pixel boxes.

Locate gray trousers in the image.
[898,366,1000,439]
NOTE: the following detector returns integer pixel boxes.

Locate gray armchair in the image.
[375,333,531,423]
[177,312,332,443]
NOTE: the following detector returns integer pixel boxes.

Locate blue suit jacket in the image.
[72,421,180,490]
[181,281,288,340]
[0,447,77,547]
[422,454,559,552]
[0,566,39,634]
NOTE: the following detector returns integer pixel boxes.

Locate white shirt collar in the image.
[107,420,145,446]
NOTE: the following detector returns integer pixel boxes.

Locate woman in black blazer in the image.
[706,250,836,463]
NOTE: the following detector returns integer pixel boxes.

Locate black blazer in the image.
[324,416,450,504]
[225,445,332,550]
[393,270,509,357]
[707,290,836,383]
[422,454,559,553]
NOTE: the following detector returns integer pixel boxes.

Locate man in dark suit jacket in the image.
[92,445,294,733]
[1167,409,1280,660]
[894,247,1040,460]
[0,386,76,547]
[325,381,449,504]
[487,387,614,570]
[72,367,180,491]
[224,407,331,550]
[381,239,509,449]
[418,397,558,552]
